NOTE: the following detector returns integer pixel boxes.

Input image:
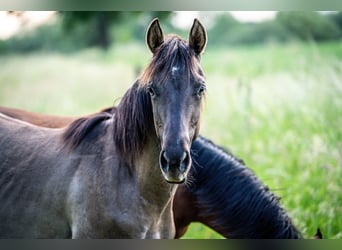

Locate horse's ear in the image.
[189,18,207,55]
[146,18,164,54]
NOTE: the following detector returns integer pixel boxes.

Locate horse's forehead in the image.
[171,66,180,76]
[170,65,185,80]
[169,59,198,80]
[166,67,193,91]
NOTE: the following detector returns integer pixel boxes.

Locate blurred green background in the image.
[0,11,341,239]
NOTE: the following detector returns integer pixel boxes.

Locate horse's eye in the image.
[196,85,206,97]
[147,85,156,97]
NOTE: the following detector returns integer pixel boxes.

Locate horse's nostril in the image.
[179,151,190,172]
[180,151,187,162]
[160,150,168,172]
[159,149,191,183]
[160,150,190,172]
[163,151,169,162]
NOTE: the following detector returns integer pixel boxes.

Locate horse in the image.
[175,136,302,238]
[0,18,207,238]
[0,107,302,238]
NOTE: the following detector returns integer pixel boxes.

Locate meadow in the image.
[0,41,341,239]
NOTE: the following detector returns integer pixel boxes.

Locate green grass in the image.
[0,41,341,239]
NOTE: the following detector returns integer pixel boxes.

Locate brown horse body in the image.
[0,106,76,128]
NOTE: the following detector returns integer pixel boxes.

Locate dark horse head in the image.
[112,19,207,184]
[141,19,207,183]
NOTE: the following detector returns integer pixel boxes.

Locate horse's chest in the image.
[125,209,170,238]
[137,218,173,239]
[114,198,174,239]
[139,203,175,238]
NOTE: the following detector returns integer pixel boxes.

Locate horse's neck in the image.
[135,137,177,207]
[132,136,177,238]
[189,141,301,238]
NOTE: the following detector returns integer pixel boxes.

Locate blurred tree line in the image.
[0,11,341,54]
[208,11,341,45]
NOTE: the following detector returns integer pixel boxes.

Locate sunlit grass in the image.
[0,42,341,239]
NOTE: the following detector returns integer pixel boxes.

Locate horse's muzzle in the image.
[159,150,191,183]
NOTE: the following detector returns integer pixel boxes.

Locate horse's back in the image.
[0,113,72,238]
[0,113,63,157]
[0,106,76,128]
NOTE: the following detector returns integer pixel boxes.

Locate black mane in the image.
[112,80,154,167]
[189,135,302,238]
[62,112,112,150]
